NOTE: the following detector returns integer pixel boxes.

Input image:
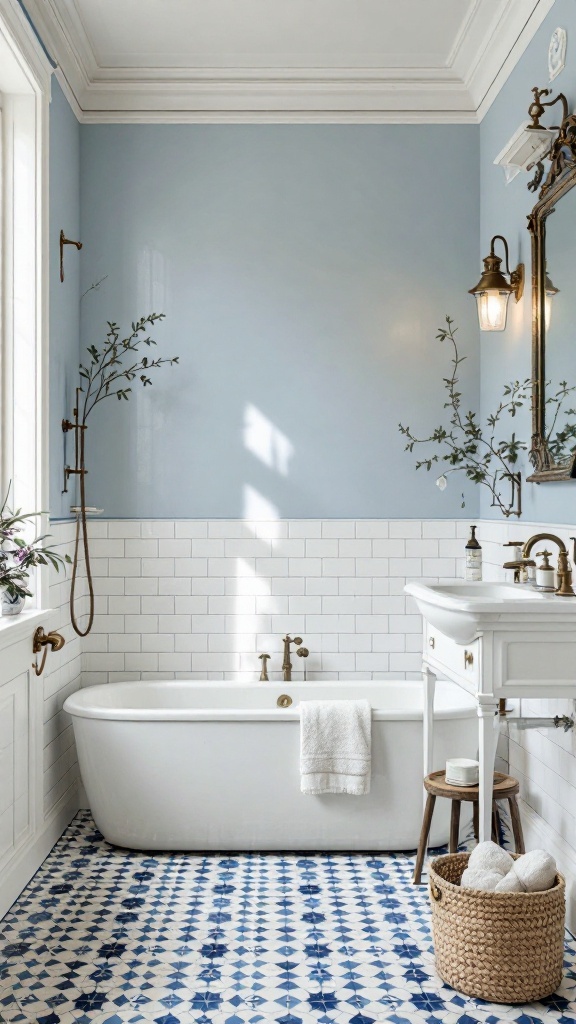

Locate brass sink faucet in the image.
[520,533,575,596]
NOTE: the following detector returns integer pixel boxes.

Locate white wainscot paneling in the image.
[0,672,31,863]
[0,522,83,917]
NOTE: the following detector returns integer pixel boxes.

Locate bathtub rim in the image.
[64,678,476,723]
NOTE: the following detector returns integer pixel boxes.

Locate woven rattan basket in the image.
[428,852,565,1003]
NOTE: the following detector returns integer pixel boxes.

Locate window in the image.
[0,5,51,613]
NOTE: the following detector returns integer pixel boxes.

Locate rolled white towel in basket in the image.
[495,850,557,893]
[460,867,504,892]
[469,841,514,875]
[460,840,557,893]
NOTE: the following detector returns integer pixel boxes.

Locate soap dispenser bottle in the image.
[465,525,482,581]
[536,550,556,591]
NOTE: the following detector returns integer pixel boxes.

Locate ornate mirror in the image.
[528,88,576,481]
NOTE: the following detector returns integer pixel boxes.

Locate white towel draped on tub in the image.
[300,700,372,795]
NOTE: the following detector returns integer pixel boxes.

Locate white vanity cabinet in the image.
[407,581,576,843]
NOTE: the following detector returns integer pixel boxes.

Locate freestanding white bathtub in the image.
[64,679,477,851]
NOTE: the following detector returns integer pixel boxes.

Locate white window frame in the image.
[0,0,52,630]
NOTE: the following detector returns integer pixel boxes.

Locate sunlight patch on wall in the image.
[243,404,293,477]
[243,483,279,522]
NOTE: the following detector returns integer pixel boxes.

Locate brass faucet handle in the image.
[293,637,302,646]
[556,551,576,597]
[296,647,309,658]
[258,653,271,681]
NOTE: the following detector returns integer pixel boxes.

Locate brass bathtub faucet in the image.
[282,635,302,681]
[259,636,309,681]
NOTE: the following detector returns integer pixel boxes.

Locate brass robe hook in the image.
[60,230,82,282]
[33,626,65,676]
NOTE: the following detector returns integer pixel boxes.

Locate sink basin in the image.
[424,582,548,601]
[405,579,576,644]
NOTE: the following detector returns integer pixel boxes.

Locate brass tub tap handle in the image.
[259,653,271,681]
[32,627,66,676]
[296,646,309,682]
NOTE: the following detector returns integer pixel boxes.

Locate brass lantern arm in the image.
[490,235,511,275]
[469,235,524,303]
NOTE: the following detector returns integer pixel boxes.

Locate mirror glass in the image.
[542,186,576,465]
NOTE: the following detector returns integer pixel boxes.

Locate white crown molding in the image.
[79,109,480,126]
[22,0,556,124]
[0,0,53,93]
[466,0,556,120]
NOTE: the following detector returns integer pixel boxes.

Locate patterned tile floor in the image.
[0,813,575,1024]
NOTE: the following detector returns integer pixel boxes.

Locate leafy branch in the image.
[78,313,179,423]
[398,316,530,517]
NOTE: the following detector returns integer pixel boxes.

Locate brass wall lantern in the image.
[469,235,524,332]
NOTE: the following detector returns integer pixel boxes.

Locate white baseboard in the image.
[0,791,80,919]
[519,797,576,935]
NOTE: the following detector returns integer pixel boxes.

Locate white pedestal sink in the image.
[405,579,576,843]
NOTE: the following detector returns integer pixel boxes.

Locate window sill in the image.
[0,607,57,653]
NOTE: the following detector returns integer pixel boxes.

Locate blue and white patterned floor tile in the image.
[0,813,575,1024]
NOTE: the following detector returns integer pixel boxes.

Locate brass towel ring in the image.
[32,627,65,676]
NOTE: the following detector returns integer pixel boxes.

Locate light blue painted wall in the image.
[78,124,480,519]
[49,79,81,519]
[480,0,576,522]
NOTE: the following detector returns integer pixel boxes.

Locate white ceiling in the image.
[24,0,555,122]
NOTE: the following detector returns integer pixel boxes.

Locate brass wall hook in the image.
[33,627,65,676]
[60,230,82,283]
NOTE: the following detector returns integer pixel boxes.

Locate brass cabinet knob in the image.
[464,650,474,668]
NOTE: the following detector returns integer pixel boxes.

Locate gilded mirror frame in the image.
[527,89,576,482]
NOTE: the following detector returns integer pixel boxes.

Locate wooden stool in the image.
[413,770,524,885]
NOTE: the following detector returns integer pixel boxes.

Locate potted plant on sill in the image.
[0,489,71,616]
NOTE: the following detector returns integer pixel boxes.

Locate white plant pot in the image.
[1,589,25,616]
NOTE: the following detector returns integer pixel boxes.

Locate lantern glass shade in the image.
[474,288,511,332]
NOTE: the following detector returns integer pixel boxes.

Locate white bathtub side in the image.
[70,681,477,851]
[64,678,475,719]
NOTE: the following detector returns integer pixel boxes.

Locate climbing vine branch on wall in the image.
[398,317,530,518]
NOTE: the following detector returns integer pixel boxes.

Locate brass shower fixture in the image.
[60,230,82,282]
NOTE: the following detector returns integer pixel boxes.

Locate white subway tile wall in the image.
[78,519,469,685]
